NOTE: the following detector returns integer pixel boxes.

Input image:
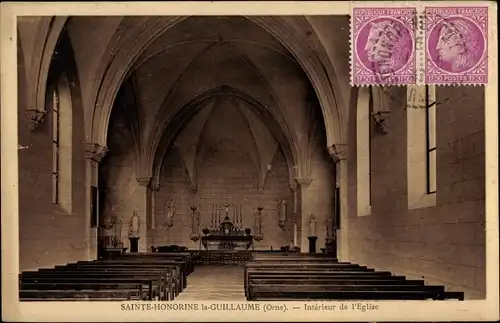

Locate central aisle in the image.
[175,265,247,301]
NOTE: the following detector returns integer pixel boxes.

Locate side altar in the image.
[199,204,254,251]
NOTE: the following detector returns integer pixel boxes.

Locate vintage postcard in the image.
[1,1,498,322]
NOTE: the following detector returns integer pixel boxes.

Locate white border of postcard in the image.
[1,1,499,322]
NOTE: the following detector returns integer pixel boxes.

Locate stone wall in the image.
[347,86,486,299]
[18,33,88,271]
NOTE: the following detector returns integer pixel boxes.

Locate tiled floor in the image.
[175,265,246,301]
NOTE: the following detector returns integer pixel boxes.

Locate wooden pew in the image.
[244,268,394,296]
[248,287,450,300]
[250,277,426,285]
[249,283,463,300]
[19,276,164,300]
[19,289,141,301]
[246,263,369,270]
[251,257,344,263]
[87,258,188,274]
[250,252,335,261]
[21,282,144,291]
[72,260,187,290]
[78,260,184,291]
[118,253,194,273]
[51,264,182,296]
[20,271,172,300]
[245,256,464,301]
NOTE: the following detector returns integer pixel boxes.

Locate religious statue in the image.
[101,199,117,231]
[101,198,120,247]
[431,19,484,73]
[254,205,264,241]
[165,197,174,228]
[190,205,200,241]
[129,211,140,238]
[308,214,316,237]
[277,197,287,229]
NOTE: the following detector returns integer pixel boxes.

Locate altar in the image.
[201,235,254,251]
[199,204,254,251]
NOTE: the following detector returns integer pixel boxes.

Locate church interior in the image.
[16,16,486,301]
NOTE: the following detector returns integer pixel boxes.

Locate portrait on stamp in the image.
[352,8,417,85]
[425,7,488,84]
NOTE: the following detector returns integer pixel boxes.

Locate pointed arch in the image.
[150,86,298,191]
[89,16,345,158]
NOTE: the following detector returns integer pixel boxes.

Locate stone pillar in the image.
[84,143,108,261]
[328,143,348,261]
[295,177,313,253]
[135,176,151,252]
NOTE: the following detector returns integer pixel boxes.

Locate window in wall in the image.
[356,86,372,216]
[425,85,437,194]
[52,88,60,204]
[51,74,73,213]
[407,85,437,209]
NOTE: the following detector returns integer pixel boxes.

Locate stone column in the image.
[327,143,348,261]
[135,176,151,252]
[84,143,108,260]
[295,177,313,253]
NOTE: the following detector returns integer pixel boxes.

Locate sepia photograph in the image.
[1,1,498,322]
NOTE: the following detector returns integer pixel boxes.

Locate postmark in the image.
[352,7,417,86]
[425,7,488,84]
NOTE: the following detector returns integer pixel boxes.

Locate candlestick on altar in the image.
[236,207,240,228]
[211,205,214,229]
[293,221,298,247]
[240,205,243,225]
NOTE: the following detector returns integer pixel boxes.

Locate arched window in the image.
[356,86,372,216]
[425,85,437,194]
[407,85,437,209]
[52,88,60,204]
[51,74,73,213]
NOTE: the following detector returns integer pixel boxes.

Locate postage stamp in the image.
[351,7,417,86]
[425,7,488,84]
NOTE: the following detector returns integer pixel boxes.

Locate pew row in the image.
[18,253,195,301]
[20,271,173,301]
[245,256,465,301]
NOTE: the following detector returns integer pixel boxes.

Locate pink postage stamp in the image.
[352,7,417,86]
[425,7,488,84]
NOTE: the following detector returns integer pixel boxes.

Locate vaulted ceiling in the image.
[17,15,350,187]
[111,16,324,187]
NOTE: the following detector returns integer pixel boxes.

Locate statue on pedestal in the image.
[308,214,316,237]
[277,197,287,229]
[164,197,174,228]
[190,205,200,241]
[101,199,119,247]
[129,211,140,253]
